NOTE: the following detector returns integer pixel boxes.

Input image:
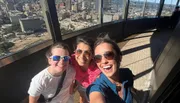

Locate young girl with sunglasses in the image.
[87,38,134,103]
[28,42,75,103]
[71,36,101,103]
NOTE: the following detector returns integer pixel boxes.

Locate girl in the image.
[28,42,76,103]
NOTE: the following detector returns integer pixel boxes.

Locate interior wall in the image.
[124,18,158,37]
[149,20,180,102]
[0,47,48,103]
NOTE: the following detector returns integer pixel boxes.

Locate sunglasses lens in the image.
[63,56,70,62]
[94,52,115,63]
[94,55,102,63]
[104,52,114,60]
[51,56,70,62]
[52,56,60,61]
[84,51,91,57]
[76,49,91,57]
[76,49,82,55]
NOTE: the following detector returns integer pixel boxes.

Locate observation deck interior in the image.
[73,28,176,103]
[0,0,180,103]
[117,29,173,102]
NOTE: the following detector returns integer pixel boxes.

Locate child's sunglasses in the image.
[50,55,70,62]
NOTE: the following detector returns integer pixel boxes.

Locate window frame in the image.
[1,0,169,68]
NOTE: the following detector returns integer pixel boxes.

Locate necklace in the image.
[115,82,122,91]
[116,85,122,91]
[115,82,124,98]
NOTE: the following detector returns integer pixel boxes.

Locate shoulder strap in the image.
[119,68,134,87]
[47,70,67,102]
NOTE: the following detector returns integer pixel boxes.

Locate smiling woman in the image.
[87,38,134,103]
[71,36,101,103]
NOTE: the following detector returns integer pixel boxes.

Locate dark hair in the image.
[46,42,70,58]
[74,36,94,53]
[176,6,179,9]
[94,38,122,66]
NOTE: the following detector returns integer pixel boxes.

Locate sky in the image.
[163,0,178,4]
[134,0,178,4]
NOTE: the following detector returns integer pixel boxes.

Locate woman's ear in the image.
[47,57,51,65]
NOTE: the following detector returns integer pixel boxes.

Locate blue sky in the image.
[164,0,177,4]
[135,0,178,5]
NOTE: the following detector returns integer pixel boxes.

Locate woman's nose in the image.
[101,56,108,64]
[79,52,86,59]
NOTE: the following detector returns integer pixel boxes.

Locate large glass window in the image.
[128,0,145,19]
[161,0,178,16]
[0,0,51,58]
[144,0,160,17]
[103,0,125,23]
[56,0,100,35]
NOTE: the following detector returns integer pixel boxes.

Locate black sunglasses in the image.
[94,51,115,63]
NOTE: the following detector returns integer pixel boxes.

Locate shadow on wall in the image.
[149,20,180,103]
[0,48,49,103]
[150,29,172,63]
[120,29,173,103]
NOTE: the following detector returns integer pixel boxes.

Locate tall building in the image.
[9,10,24,24]
[24,3,33,11]
[95,0,100,13]
[10,15,21,24]
[19,17,43,33]
[104,0,111,10]
[14,3,23,12]
[65,0,71,10]
[6,2,15,11]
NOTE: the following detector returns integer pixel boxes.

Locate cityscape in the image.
[0,0,177,58]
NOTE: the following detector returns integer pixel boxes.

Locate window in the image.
[103,0,125,23]
[0,0,52,59]
[56,0,100,35]
[128,0,145,19]
[161,0,178,16]
[144,0,160,17]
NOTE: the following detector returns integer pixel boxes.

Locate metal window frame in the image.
[176,0,180,6]
[45,0,62,42]
[157,0,180,17]
[156,0,164,17]
[1,0,171,68]
[100,0,103,24]
[124,0,130,20]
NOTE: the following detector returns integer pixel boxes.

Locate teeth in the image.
[103,65,111,69]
